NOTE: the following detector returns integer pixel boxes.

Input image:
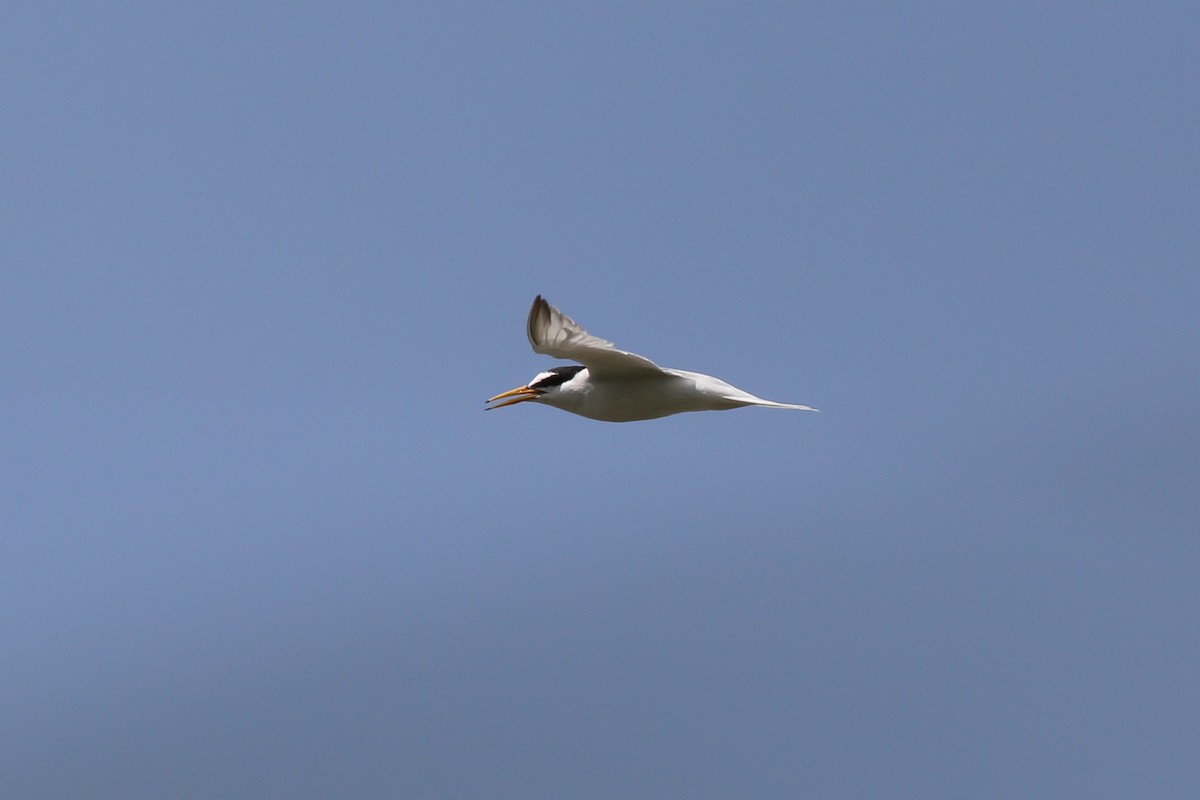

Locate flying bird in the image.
[486,295,818,422]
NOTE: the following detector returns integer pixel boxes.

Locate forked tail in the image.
[746,399,819,412]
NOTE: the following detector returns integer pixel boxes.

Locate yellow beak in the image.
[485,385,542,410]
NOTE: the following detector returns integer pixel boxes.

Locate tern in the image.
[486,295,818,422]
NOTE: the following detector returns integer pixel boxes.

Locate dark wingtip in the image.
[527,294,550,347]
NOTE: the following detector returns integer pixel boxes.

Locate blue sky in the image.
[3,3,1197,797]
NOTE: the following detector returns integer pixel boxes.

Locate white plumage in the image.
[486,295,818,422]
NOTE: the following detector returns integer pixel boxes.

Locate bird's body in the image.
[527,365,804,422]
[487,295,817,422]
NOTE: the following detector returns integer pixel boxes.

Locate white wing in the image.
[526,295,667,378]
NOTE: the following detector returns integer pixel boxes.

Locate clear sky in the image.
[3,3,1197,797]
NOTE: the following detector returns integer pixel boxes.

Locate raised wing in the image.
[526,295,667,378]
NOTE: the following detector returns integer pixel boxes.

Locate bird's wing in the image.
[527,295,667,378]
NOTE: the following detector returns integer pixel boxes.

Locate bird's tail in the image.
[745,398,819,412]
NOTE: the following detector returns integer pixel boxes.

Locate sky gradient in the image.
[3,3,1198,798]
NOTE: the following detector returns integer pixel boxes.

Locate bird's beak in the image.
[485,385,542,410]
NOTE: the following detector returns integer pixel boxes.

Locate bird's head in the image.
[486,365,584,412]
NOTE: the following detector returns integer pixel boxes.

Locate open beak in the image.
[485,385,542,410]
